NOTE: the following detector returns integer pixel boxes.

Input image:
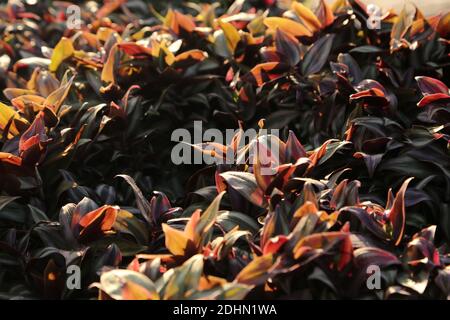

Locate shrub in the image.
[0,0,449,300]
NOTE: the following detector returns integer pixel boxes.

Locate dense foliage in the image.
[0,0,449,300]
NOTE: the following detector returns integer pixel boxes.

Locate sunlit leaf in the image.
[264,17,313,37]
[49,38,74,73]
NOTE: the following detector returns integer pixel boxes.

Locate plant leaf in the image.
[301,34,335,76]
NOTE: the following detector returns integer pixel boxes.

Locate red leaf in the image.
[263,235,288,255]
[417,93,450,107]
[118,43,152,56]
[19,112,46,153]
[337,235,353,271]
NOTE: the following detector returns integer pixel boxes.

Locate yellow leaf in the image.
[218,20,241,54]
[162,223,191,256]
[49,37,74,73]
[264,17,312,37]
[122,281,159,300]
[291,2,322,32]
[150,39,161,58]
[235,254,274,285]
[131,27,153,41]
[164,9,176,31]
[248,14,266,35]
[161,42,176,66]
[3,88,36,100]
[81,31,98,47]
[97,27,120,43]
[101,44,118,83]
[0,102,24,136]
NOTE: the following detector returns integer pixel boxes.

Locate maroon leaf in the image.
[285,130,307,162]
[150,191,172,223]
[388,177,413,246]
[220,171,267,207]
[354,247,401,267]
[116,175,152,225]
[301,34,335,76]
[275,28,302,66]
[416,76,449,95]
[353,152,383,178]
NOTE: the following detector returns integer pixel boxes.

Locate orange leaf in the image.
[0,152,22,166]
[96,0,127,19]
[44,74,75,113]
[174,49,208,63]
[165,9,196,35]
[293,201,318,219]
[79,205,119,240]
[185,209,201,243]
[241,62,286,87]
[294,232,349,259]
[307,140,331,172]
